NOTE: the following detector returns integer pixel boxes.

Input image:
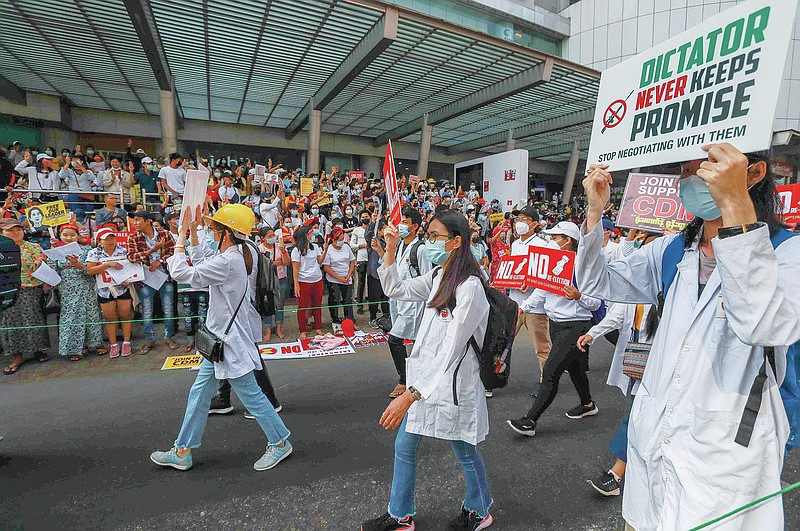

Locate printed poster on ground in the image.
[586,0,797,171]
[616,173,694,233]
[259,340,355,360]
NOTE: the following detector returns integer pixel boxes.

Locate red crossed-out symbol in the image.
[603,99,627,131]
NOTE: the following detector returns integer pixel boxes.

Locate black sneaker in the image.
[357,307,365,315]
[369,319,380,330]
[565,403,599,419]
[506,417,536,436]
[588,471,621,497]
[361,512,415,531]
[530,382,540,397]
[448,507,494,531]
[209,395,234,415]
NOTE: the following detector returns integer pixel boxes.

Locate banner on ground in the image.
[490,255,528,289]
[778,183,800,224]
[586,0,797,171]
[616,173,694,233]
[383,140,401,226]
[349,332,389,349]
[259,340,355,360]
[525,247,575,296]
[40,200,69,227]
[161,354,203,370]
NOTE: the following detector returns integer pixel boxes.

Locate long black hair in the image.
[211,220,253,275]
[294,225,314,256]
[428,209,482,312]
[682,154,784,248]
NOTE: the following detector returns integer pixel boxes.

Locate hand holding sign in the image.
[697,143,755,222]
[583,164,612,232]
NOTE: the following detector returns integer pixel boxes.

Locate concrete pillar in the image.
[505,128,516,151]
[417,113,432,179]
[362,156,381,179]
[561,140,580,206]
[308,108,321,175]
[159,80,178,158]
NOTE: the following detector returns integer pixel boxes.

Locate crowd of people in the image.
[3,138,799,531]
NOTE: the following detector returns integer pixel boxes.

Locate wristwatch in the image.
[718,222,762,239]
[407,386,422,401]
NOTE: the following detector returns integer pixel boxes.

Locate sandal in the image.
[139,342,156,355]
[183,342,195,352]
[165,338,180,350]
[35,352,50,363]
[69,355,83,362]
[96,346,108,356]
[3,361,24,375]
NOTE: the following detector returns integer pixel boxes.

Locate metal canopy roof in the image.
[0,0,600,162]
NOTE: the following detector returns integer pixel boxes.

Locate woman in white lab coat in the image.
[150,204,292,473]
[578,143,800,531]
[361,210,494,531]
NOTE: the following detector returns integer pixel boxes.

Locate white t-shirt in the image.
[159,166,187,194]
[291,245,323,283]
[322,244,355,284]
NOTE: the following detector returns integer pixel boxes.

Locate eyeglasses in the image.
[425,232,453,244]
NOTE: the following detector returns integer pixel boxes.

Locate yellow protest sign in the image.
[40,200,69,227]
[160,354,203,370]
[489,212,504,226]
[300,177,314,196]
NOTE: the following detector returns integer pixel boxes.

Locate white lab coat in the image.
[379,263,489,445]
[576,222,800,531]
[585,302,655,396]
[388,240,432,340]
[167,243,263,380]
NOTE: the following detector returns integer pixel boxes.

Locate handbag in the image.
[40,288,60,314]
[622,342,651,380]
[195,288,247,363]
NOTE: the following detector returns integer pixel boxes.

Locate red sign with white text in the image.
[490,255,527,289]
[525,247,575,296]
[616,173,694,233]
[777,184,800,224]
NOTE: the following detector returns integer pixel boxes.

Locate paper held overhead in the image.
[182,163,210,223]
[586,0,797,171]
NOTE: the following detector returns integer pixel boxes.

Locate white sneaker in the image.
[484,389,494,398]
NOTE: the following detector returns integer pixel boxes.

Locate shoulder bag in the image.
[195,287,247,363]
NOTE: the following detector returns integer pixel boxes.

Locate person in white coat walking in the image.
[578,143,800,531]
[150,204,293,472]
[361,210,494,531]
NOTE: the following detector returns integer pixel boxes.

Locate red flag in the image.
[383,140,401,226]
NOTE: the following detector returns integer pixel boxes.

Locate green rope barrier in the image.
[0,300,378,331]
[689,480,800,530]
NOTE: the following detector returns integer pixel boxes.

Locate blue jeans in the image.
[388,416,493,520]
[263,277,290,328]
[609,396,634,462]
[174,359,290,449]
[182,292,208,332]
[136,282,175,342]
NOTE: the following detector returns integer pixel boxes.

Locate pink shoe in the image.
[121,342,132,357]
[109,344,120,359]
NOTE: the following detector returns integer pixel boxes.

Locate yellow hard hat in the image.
[205,203,255,238]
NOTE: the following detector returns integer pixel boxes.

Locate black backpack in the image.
[244,240,279,318]
[433,268,519,402]
[0,235,20,312]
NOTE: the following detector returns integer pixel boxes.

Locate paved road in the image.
[1,330,798,531]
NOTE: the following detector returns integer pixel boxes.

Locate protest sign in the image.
[349,333,389,349]
[778,183,800,224]
[183,164,210,223]
[39,200,69,227]
[259,340,355,360]
[525,247,575,296]
[489,212,504,226]
[161,354,203,370]
[349,171,365,181]
[586,0,797,171]
[616,173,694,233]
[96,258,144,288]
[113,231,131,248]
[490,255,528,289]
[409,174,420,185]
[300,177,314,196]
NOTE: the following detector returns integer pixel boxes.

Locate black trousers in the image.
[367,275,389,320]
[355,261,368,306]
[219,360,280,408]
[388,334,408,385]
[328,282,354,323]
[526,319,593,421]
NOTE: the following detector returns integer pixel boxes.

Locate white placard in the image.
[32,262,61,286]
[586,0,797,171]
[142,267,168,290]
[182,163,210,223]
[43,242,82,262]
[96,258,144,288]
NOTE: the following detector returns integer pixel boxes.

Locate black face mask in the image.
[361,219,370,225]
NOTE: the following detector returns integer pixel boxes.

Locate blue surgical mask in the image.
[205,231,220,251]
[311,208,319,215]
[424,239,452,266]
[397,223,410,238]
[265,237,276,245]
[678,175,721,220]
